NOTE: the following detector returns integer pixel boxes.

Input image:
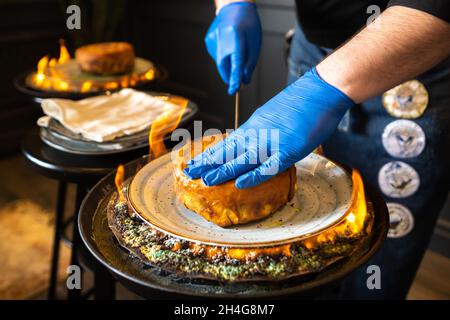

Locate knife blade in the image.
[234,91,239,130]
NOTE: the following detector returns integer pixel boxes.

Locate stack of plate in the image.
[39,92,199,155]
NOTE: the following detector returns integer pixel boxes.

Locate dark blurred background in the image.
[0,0,295,153]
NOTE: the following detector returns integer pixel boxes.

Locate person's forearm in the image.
[317,6,450,104]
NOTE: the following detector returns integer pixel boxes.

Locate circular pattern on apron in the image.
[381,120,426,158]
[382,80,429,119]
[386,202,414,238]
[378,161,420,198]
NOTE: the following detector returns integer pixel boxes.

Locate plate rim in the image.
[128,152,354,248]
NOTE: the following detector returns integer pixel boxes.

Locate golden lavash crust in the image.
[75,42,135,75]
[173,135,296,227]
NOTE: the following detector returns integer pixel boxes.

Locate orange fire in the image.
[113,96,188,201]
[182,169,370,261]
[58,39,71,64]
[113,151,369,261]
[302,169,368,249]
[189,242,292,261]
[143,69,155,81]
[80,81,92,93]
[35,55,49,86]
[31,39,155,93]
[53,78,69,91]
[149,97,188,159]
[49,58,58,68]
[114,164,126,203]
[33,39,72,91]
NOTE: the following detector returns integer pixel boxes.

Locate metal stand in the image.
[67,184,87,300]
[21,127,190,300]
[48,182,67,300]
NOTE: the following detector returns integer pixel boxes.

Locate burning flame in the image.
[35,55,49,86]
[302,169,368,250]
[36,40,70,75]
[54,79,69,91]
[104,82,119,90]
[120,77,129,88]
[188,243,291,261]
[58,39,71,64]
[184,170,369,261]
[33,40,72,91]
[113,158,369,261]
[149,97,188,159]
[114,164,126,203]
[80,81,92,93]
[143,69,155,80]
[49,58,57,68]
[31,39,155,93]
[113,97,188,201]
[181,171,369,261]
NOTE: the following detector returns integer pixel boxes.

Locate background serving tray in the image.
[25,57,155,92]
[39,92,198,155]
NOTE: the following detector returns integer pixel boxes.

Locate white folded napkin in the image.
[39,89,184,142]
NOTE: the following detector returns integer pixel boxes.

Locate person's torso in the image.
[294,0,390,48]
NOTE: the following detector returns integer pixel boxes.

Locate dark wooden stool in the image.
[21,128,147,300]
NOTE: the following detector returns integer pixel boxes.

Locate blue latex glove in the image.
[205,2,262,95]
[184,68,355,188]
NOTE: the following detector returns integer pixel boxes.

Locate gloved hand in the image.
[184,68,355,188]
[205,2,262,95]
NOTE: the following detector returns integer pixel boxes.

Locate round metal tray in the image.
[14,63,168,102]
[79,155,389,299]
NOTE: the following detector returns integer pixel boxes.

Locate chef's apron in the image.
[288,24,450,299]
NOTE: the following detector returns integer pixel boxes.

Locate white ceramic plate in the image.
[128,152,353,247]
